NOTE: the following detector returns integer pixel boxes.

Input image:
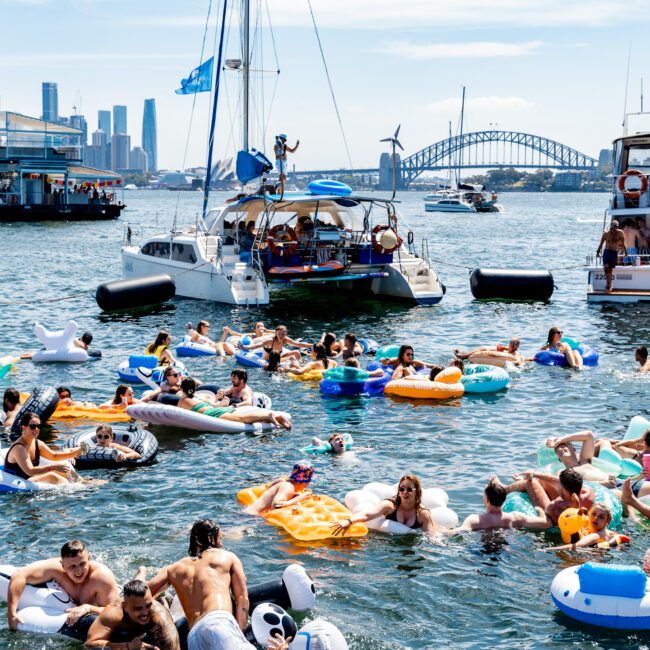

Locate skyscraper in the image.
[111,133,130,170]
[98,110,111,138]
[130,146,149,173]
[113,105,127,135]
[42,82,58,122]
[142,98,158,173]
[69,114,88,146]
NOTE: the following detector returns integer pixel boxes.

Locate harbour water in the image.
[2,190,650,649]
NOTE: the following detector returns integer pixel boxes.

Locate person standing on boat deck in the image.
[274,134,299,195]
[596,220,627,292]
[623,219,642,264]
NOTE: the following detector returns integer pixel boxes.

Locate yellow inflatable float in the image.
[237,483,368,541]
[287,368,326,382]
[20,393,132,422]
[384,366,465,400]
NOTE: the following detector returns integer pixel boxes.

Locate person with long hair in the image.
[540,326,583,368]
[2,387,21,428]
[178,378,291,429]
[286,343,336,376]
[186,320,236,356]
[102,384,141,407]
[244,325,310,362]
[331,474,439,535]
[92,425,141,462]
[320,332,341,358]
[382,345,432,380]
[145,331,176,366]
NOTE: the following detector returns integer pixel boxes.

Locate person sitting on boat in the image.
[454,337,524,365]
[445,476,548,534]
[381,345,433,379]
[596,220,627,292]
[178,378,291,429]
[274,133,299,195]
[140,365,184,403]
[244,325,310,362]
[215,369,254,407]
[244,461,314,515]
[622,218,642,264]
[186,321,236,356]
[637,346,650,372]
[331,474,440,536]
[3,411,86,485]
[340,332,364,359]
[2,387,21,429]
[6,539,120,632]
[92,425,141,463]
[287,343,336,376]
[239,221,256,252]
[103,384,141,407]
[145,331,176,366]
[85,579,179,650]
[539,326,583,368]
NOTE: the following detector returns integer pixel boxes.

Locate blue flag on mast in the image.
[175,57,214,95]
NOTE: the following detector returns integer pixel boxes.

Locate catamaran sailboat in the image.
[121,0,445,306]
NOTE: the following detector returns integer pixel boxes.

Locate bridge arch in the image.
[400,130,598,186]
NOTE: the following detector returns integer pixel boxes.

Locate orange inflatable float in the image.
[384,366,465,399]
[237,483,368,541]
[20,393,131,422]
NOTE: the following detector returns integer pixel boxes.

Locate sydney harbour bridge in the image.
[292,130,601,189]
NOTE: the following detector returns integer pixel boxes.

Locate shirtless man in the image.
[216,370,253,408]
[447,478,548,533]
[85,580,179,650]
[273,134,299,195]
[453,337,524,365]
[340,333,363,360]
[7,540,119,631]
[636,346,650,372]
[144,519,254,650]
[244,462,314,516]
[596,220,627,292]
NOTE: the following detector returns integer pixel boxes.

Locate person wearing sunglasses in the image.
[92,425,141,463]
[331,474,439,536]
[186,320,236,357]
[140,366,184,403]
[3,411,83,485]
[539,326,583,368]
[380,345,434,380]
[103,384,141,407]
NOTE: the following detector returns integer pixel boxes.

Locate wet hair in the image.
[450,358,465,373]
[20,410,39,428]
[146,330,170,354]
[61,540,86,558]
[197,320,210,334]
[637,346,648,361]
[312,343,330,368]
[344,332,357,345]
[546,327,562,346]
[254,321,265,333]
[428,365,445,381]
[390,475,423,513]
[189,519,220,557]
[266,351,283,372]
[113,384,131,405]
[96,424,114,440]
[122,580,149,599]
[57,385,72,399]
[181,377,199,397]
[559,468,583,495]
[231,369,248,383]
[484,482,507,507]
[3,388,20,412]
[81,332,93,345]
[344,358,360,368]
[328,433,345,444]
[398,345,414,366]
[322,333,337,356]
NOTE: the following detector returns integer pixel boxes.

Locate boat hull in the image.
[0,203,124,222]
[586,265,650,302]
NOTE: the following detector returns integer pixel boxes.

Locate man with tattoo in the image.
[84,580,179,650]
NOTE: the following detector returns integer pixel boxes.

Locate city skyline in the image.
[4,0,650,171]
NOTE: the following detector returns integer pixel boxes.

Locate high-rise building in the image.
[111,133,130,170]
[69,114,88,146]
[142,98,158,173]
[98,110,111,138]
[42,82,58,122]
[113,105,127,135]
[88,129,111,169]
[130,146,149,173]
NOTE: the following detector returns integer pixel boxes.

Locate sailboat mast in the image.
[458,86,465,186]
[242,0,250,151]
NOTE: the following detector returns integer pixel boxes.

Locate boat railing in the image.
[588,251,650,266]
[421,237,431,265]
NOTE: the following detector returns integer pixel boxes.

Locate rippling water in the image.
[2,190,649,649]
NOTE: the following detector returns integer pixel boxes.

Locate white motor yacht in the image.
[425,194,476,213]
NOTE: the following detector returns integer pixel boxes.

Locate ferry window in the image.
[627,147,650,173]
[171,243,197,264]
[141,242,170,258]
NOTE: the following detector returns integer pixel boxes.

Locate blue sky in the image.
[3,0,650,171]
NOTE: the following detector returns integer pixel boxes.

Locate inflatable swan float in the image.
[32,321,96,363]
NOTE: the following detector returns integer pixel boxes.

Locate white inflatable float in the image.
[126,402,290,433]
[32,321,89,363]
[293,619,348,650]
[0,449,74,494]
[344,481,458,533]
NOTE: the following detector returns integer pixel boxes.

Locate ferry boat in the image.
[586,128,650,302]
[0,111,125,222]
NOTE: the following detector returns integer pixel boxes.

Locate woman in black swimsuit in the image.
[245,325,310,363]
[331,474,439,536]
[3,411,83,485]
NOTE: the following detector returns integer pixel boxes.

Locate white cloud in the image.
[376,41,543,60]
[426,96,535,112]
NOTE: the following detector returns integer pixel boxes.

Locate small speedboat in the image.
[268,260,344,281]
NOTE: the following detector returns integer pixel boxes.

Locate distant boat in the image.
[124,184,138,191]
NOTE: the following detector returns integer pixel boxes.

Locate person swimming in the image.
[2,387,21,428]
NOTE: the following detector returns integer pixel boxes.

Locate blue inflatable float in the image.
[534,337,599,367]
[320,362,391,396]
[460,364,510,393]
[307,179,352,197]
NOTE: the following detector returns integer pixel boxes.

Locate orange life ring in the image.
[618,169,648,199]
[371,224,403,255]
[267,224,298,256]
